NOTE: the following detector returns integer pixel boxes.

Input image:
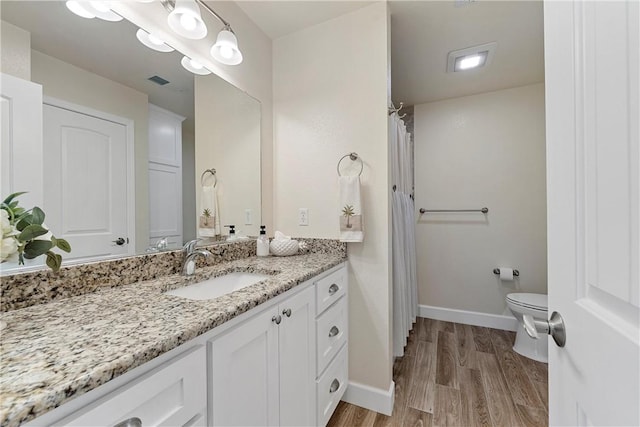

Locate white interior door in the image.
[43,103,132,260]
[544,1,639,425]
[1,73,43,209]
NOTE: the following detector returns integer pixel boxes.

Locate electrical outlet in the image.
[245,209,252,225]
[298,208,309,226]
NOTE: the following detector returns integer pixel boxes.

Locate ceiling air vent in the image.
[148,75,170,86]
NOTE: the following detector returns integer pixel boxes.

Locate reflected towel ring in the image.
[201,168,217,187]
[337,152,363,177]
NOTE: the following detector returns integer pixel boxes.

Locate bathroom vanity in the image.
[0,245,348,427]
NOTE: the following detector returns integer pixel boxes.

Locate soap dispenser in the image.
[225,225,237,242]
[256,225,269,257]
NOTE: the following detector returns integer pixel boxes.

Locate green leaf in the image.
[18,224,48,241]
[16,215,33,232]
[23,240,53,259]
[45,251,62,272]
[51,236,57,246]
[2,192,27,205]
[55,238,71,253]
[31,207,45,225]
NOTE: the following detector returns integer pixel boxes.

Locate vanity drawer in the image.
[316,295,347,376]
[59,346,206,427]
[316,345,348,427]
[316,266,347,315]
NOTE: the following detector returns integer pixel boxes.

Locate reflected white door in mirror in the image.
[148,104,185,251]
[43,100,135,262]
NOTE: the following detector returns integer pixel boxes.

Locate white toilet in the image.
[506,293,548,363]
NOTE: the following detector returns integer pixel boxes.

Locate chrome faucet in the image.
[182,239,212,276]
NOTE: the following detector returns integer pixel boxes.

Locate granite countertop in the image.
[0,253,347,427]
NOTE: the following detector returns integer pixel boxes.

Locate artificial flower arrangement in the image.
[1,192,71,272]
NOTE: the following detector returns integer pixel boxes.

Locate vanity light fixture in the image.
[136,29,175,53]
[65,1,122,22]
[180,56,212,75]
[161,0,244,65]
[166,0,208,40]
[211,25,243,65]
[447,42,497,73]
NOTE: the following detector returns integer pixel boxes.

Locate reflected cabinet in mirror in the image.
[0,1,261,274]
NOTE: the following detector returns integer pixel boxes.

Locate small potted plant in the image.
[1,192,71,272]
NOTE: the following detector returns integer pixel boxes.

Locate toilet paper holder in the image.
[493,268,520,277]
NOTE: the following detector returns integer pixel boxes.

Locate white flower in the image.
[0,236,18,262]
[1,209,12,235]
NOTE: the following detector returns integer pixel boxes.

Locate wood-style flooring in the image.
[327,318,548,427]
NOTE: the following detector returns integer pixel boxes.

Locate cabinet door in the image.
[279,286,316,426]
[210,307,280,427]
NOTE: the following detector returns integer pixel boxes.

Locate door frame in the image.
[43,96,136,260]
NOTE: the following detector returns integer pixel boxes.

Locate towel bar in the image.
[419,207,489,214]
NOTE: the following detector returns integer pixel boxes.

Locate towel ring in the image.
[337,152,363,177]
[201,168,217,187]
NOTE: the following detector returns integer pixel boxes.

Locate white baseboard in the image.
[418,304,518,331]
[342,380,395,416]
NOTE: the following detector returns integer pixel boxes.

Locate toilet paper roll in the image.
[499,268,514,281]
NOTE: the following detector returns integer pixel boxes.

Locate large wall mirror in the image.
[0,1,261,274]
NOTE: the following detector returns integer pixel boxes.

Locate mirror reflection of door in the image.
[43,101,134,261]
[148,104,184,250]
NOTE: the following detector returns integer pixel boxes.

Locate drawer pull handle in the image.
[282,308,292,317]
[329,326,340,337]
[272,315,282,325]
[114,418,142,427]
[328,284,340,295]
[329,379,340,393]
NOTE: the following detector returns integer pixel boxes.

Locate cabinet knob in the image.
[282,308,292,317]
[328,284,339,295]
[329,379,340,394]
[328,326,340,338]
[113,417,142,427]
[272,314,282,325]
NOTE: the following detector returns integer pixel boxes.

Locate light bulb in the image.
[147,34,164,46]
[180,14,197,31]
[458,55,482,70]
[189,59,203,69]
[219,45,234,59]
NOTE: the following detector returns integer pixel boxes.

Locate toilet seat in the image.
[506,293,547,311]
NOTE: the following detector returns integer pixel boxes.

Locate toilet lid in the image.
[506,293,548,310]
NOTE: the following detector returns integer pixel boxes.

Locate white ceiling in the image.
[0,1,196,132]
[236,1,373,39]
[237,0,544,106]
[389,1,545,106]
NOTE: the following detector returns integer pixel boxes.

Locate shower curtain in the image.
[390,112,418,357]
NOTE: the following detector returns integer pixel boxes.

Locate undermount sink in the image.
[165,272,270,301]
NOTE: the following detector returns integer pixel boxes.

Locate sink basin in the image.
[165,272,270,301]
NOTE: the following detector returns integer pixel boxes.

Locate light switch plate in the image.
[298,208,309,226]
[245,209,252,225]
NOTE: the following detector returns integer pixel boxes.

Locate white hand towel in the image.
[339,175,364,242]
[198,185,221,237]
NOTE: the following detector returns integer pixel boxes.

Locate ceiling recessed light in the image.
[447,42,497,73]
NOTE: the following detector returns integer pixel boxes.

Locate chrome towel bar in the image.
[419,207,489,214]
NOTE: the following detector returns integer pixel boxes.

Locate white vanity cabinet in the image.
[25,263,347,427]
[209,285,316,426]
